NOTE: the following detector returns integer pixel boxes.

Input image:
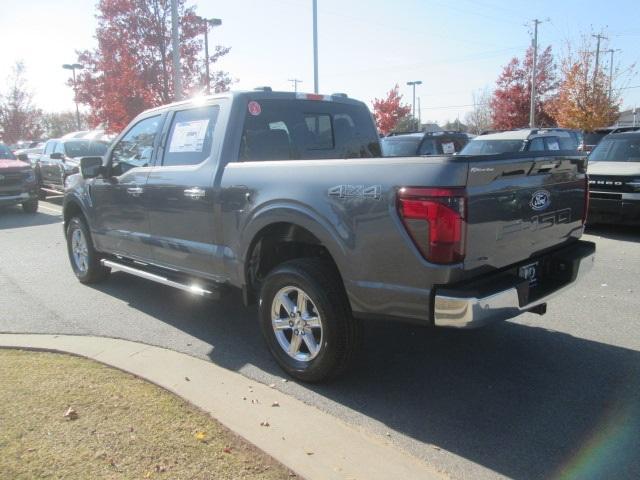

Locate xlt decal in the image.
[328,185,381,200]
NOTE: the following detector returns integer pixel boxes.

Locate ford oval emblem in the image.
[530,190,551,211]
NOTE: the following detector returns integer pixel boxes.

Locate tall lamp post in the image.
[196,16,222,95]
[406,80,422,125]
[63,63,83,130]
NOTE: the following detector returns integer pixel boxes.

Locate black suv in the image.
[38,138,109,196]
[381,131,470,156]
[0,142,39,213]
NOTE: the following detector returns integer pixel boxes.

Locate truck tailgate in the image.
[464,154,588,271]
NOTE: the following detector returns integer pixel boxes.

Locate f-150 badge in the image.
[328,184,381,200]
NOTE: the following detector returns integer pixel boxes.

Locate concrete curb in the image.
[0,334,444,480]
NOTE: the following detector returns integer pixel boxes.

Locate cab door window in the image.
[529,137,545,151]
[110,115,162,175]
[162,105,220,167]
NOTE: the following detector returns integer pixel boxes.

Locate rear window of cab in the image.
[238,99,381,161]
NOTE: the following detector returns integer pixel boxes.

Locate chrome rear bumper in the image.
[434,241,595,328]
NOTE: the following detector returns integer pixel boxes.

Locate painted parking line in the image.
[39,204,63,215]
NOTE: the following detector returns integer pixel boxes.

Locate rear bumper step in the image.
[101,259,217,297]
[433,240,595,328]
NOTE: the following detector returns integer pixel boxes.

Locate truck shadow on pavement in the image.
[92,273,640,480]
[0,208,61,230]
[585,224,640,242]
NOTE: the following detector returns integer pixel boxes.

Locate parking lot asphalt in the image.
[1,198,639,480]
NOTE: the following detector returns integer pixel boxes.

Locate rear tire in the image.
[259,258,360,383]
[66,216,110,284]
[21,198,38,213]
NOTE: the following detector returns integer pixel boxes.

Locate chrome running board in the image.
[101,259,215,297]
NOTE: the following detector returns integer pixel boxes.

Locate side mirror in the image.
[50,152,64,160]
[80,156,104,179]
[17,153,29,162]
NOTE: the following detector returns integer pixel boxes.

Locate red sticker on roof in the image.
[248,101,262,116]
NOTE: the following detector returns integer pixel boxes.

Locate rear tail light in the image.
[397,187,466,264]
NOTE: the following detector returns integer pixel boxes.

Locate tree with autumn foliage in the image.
[548,38,621,131]
[491,46,558,129]
[74,0,233,133]
[372,85,412,135]
[0,62,43,144]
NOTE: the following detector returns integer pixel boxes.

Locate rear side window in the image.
[44,142,55,155]
[163,105,220,166]
[239,99,380,161]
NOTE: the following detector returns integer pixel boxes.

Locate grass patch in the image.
[0,349,294,479]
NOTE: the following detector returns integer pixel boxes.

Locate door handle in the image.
[126,186,144,197]
[184,187,206,199]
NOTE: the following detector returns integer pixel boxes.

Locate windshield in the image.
[460,139,524,155]
[0,143,17,160]
[380,137,421,157]
[64,140,109,158]
[589,137,640,162]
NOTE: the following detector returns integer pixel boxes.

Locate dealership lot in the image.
[1,198,639,480]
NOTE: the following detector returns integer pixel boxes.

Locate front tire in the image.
[22,198,38,213]
[259,258,360,383]
[66,216,110,284]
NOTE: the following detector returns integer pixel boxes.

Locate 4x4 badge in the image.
[530,190,551,211]
[328,184,381,200]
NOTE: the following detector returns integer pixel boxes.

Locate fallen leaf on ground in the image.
[272,401,280,407]
[184,377,190,382]
[63,407,78,420]
[260,421,270,427]
[223,447,232,454]
[194,431,207,442]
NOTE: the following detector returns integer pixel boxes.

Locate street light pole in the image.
[171,0,182,100]
[406,81,422,124]
[529,19,541,128]
[62,63,84,130]
[196,17,222,95]
[313,0,319,93]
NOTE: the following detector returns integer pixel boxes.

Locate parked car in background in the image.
[13,144,44,167]
[587,129,640,225]
[460,128,579,155]
[8,140,41,152]
[381,131,470,156]
[579,126,640,153]
[38,138,109,196]
[0,142,39,213]
[62,129,116,143]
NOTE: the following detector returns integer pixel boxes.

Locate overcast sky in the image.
[2,0,639,125]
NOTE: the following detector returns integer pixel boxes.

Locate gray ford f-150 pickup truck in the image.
[63,90,595,382]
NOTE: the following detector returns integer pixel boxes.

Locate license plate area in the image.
[519,261,539,287]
